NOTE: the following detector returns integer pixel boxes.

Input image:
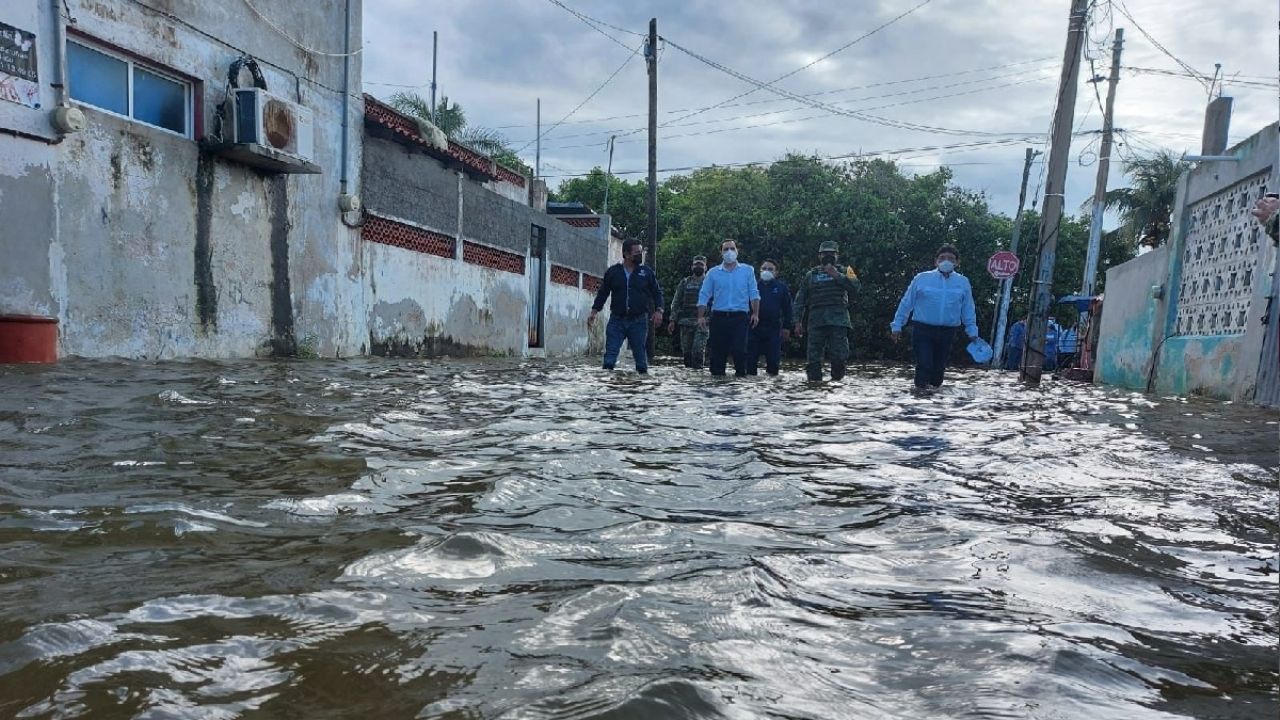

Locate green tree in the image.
[387,92,531,176]
[1102,150,1192,248]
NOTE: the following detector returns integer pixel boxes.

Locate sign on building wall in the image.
[0,22,39,109]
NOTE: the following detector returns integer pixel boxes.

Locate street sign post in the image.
[987,251,1020,280]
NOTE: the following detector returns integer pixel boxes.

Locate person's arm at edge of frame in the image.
[587,265,613,328]
[696,269,714,331]
[890,274,917,343]
[962,275,979,340]
[649,267,664,328]
[748,267,761,328]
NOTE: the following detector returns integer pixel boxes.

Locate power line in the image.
[638,0,937,135]
[490,57,1057,131]
[540,137,1040,178]
[661,35,1041,139]
[539,76,1054,151]
[1111,0,1210,91]
[515,43,642,154]
[542,0,643,54]
[522,65,1055,147]
[1125,66,1278,89]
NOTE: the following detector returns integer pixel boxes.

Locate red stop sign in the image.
[987,251,1020,280]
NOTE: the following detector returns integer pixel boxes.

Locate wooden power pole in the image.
[646,18,658,355]
[991,147,1039,369]
[1080,28,1124,299]
[1022,0,1090,387]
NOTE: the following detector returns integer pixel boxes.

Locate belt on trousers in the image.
[711,310,748,316]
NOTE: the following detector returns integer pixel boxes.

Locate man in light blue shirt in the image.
[890,244,979,390]
[697,239,760,377]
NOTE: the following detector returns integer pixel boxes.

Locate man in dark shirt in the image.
[588,238,664,373]
[747,258,793,376]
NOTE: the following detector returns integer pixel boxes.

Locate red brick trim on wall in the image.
[551,265,580,287]
[494,164,528,188]
[364,95,525,184]
[558,216,601,228]
[582,274,603,293]
[363,214,456,258]
[463,241,526,275]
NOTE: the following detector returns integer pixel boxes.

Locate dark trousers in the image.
[603,315,649,372]
[708,312,749,377]
[911,322,958,388]
[746,322,782,375]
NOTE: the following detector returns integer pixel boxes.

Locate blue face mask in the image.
[937,260,955,274]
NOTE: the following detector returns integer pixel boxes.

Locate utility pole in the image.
[603,135,616,214]
[1080,28,1124,300]
[1022,0,1090,387]
[535,98,541,179]
[991,147,1039,369]
[430,31,438,122]
[646,18,658,356]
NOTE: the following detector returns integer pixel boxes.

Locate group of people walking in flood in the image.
[589,238,979,390]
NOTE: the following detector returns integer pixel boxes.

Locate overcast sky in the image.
[361,0,1277,224]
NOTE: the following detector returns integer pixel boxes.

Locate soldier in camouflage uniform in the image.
[667,255,710,368]
[793,241,859,381]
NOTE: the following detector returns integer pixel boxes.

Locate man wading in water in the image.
[588,238,664,373]
[890,244,978,392]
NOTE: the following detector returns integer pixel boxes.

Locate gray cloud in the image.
[362,0,1277,221]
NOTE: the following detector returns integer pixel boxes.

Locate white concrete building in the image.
[0,0,610,360]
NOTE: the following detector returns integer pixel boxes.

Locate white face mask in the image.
[937,260,955,274]
[722,249,737,263]
[760,270,775,282]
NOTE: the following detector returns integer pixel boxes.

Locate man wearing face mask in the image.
[746,259,793,376]
[667,256,710,368]
[588,238,664,373]
[794,241,859,381]
[890,244,979,391]
[697,239,760,377]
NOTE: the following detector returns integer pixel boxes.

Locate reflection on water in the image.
[0,358,1275,719]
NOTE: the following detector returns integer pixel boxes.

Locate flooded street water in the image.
[0,358,1275,719]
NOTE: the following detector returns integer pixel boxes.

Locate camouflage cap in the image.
[691,255,707,264]
[818,241,839,253]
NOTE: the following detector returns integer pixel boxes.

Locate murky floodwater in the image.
[0,358,1275,719]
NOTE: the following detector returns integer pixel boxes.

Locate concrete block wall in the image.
[1095,123,1278,401]
[360,106,609,358]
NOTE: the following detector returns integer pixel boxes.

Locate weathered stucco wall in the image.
[1096,246,1168,391]
[360,112,609,358]
[364,237,528,356]
[1,0,365,358]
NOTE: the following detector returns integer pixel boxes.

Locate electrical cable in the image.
[539,136,1037,178]
[524,69,1054,149]
[629,0,936,136]
[540,76,1054,151]
[488,57,1057,130]
[521,65,1056,146]
[660,36,1040,139]
[515,43,642,154]
[1112,0,1210,91]
[543,0,643,54]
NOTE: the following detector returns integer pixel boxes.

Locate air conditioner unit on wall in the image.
[211,88,321,174]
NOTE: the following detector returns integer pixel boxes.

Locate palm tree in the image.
[1103,150,1192,248]
[386,92,529,174]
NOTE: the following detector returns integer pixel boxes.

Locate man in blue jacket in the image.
[747,259,792,376]
[588,238,664,373]
[890,245,979,390]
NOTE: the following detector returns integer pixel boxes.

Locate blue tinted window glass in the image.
[133,67,186,134]
[67,42,127,115]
